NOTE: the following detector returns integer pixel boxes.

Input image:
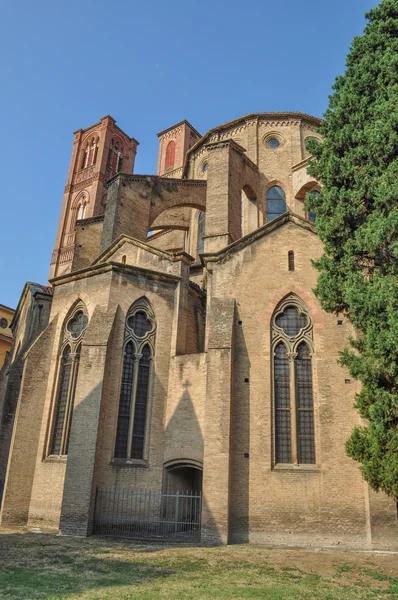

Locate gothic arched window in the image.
[114,299,156,461]
[107,139,124,174]
[82,137,99,169]
[165,140,176,169]
[272,295,315,465]
[266,186,286,222]
[197,211,205,256]
[49,304,88,456]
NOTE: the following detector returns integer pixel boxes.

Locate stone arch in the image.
[68,190,90,231]
[150,206,193,231]
[148,187,206,227]
[163,460,203,494]
[295,181,320,201]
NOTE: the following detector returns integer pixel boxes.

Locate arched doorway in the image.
[164,461,203,495]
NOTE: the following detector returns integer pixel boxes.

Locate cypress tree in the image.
[307,0,398,498]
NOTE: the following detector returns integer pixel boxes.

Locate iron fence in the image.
[93,488,202,542]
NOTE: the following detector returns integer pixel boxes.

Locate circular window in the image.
[0,318,8,329]
[202,163,208,173]
[267,138,280,149]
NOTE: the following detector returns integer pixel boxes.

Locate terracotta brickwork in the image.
[1,112,397,549]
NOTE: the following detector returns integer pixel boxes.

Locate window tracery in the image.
[49,304,88,456]
[114,299,156,461]
[272,295,315,465]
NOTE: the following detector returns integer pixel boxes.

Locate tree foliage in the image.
[306,0,398,498]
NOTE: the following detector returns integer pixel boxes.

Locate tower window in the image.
[114,299,156,461]
[165,140,176,169]
[81,137,99,169]
[272,297,315,465]
[107,139,124,174]
[266,186,286,222]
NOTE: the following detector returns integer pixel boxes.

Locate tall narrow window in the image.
[50,305,88,456]
[165,141,176,169]
[82,138,99,169]
[307,190,319,223]
[272,296,315,465]
[77,202,86,220]
[288,250,295,271]
[115,299,156,461]
[274,342,291,463]
[197,211,205,256]
[266,186,286,222]
[107,139,124,174]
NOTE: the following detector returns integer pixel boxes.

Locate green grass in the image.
[0,528,397,599]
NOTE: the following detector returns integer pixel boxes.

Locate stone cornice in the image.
[92,234,195,266]
[157,119,201,139]
[292,157,312,172]
[106,173,207,189]
[50,262,181,288]
[76,215,105,226]
[0,332,12,343]
[201,212,316,267]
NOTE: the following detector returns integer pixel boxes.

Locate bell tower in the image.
[49,115,139,279]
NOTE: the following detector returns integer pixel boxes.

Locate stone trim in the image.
[76,215,105,226]
[50,262,181,287]
[93,234,195,266]
[105,173,207,189]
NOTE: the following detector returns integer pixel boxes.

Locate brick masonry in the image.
[1,113,397,549]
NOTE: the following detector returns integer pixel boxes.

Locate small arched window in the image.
[114,299,156,461]
[50,305,88,456]
[165,140,176,169]
[272,296,315,465]
[266,186,286,222]
[197,211,205,256]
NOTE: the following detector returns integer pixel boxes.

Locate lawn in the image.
[0,527,398,599]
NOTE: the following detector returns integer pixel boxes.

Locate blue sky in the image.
[0,0,376,309]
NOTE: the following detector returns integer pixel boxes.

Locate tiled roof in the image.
[27,282,53,296]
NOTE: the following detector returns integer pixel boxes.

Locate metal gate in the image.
[93,489,202,542]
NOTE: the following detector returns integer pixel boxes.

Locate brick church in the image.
[0,113,397,548]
